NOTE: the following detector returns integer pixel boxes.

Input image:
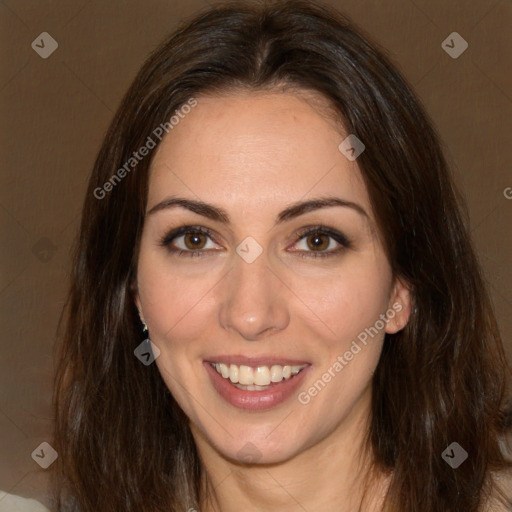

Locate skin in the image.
[134,89,412,511]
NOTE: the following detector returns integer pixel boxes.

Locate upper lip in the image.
[204,355,311,367]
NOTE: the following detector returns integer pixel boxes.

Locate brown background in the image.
[1,0,511,509]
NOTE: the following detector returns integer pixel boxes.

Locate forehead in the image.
[147,90,371,219]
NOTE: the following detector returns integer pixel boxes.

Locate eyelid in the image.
[159,225,220,249]
[293,225,351,248]
[288,224,352,258]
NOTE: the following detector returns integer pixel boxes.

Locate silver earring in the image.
[142,321,148,332]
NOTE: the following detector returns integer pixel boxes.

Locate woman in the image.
[52,1,512,510]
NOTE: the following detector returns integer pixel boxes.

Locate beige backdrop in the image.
[1,0,511,509]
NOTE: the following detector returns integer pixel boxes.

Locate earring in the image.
[142,321,148,332]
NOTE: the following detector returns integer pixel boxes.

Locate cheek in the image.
[289,261,392,349]
[292,269,389,432]
[136,251,217,413]
[136,250,220,345]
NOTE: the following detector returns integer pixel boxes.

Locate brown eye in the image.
[184,232,207,250]
[160,225,221,257]
[305,232,330,251]
[291,225,352,259]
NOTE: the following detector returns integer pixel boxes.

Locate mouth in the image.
[203,357,311,411]
[209,361,307,390]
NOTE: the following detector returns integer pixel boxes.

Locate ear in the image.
[130,278,145,325]
[385,275,413,334]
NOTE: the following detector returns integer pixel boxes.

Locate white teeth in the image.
[233,383,271,391]
[238,365,254,385]
[270,365,283,382]
[219,363,230,378]
[229,364,239,383]
[211,362,306,386]
[254,366,270,386]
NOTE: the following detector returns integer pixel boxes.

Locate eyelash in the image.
[159,224,352,259]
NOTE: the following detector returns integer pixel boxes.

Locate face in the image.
[134,90,411,465]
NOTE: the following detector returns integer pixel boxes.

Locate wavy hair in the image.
[52,1,511,510]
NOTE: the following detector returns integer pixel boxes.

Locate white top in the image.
[0,491,50,512]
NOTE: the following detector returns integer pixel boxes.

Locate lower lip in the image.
[204,362,311,411]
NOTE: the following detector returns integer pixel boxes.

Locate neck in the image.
[195,386,391,512]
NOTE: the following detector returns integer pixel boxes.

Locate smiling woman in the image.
[52,1,512,511]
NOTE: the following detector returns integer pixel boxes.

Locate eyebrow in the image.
[146,195,369,224]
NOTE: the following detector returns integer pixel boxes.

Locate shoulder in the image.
[0,490,51,512]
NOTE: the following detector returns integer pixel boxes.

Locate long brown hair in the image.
[52,1,511,510]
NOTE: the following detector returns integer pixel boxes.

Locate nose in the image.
[218,249,290,341]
